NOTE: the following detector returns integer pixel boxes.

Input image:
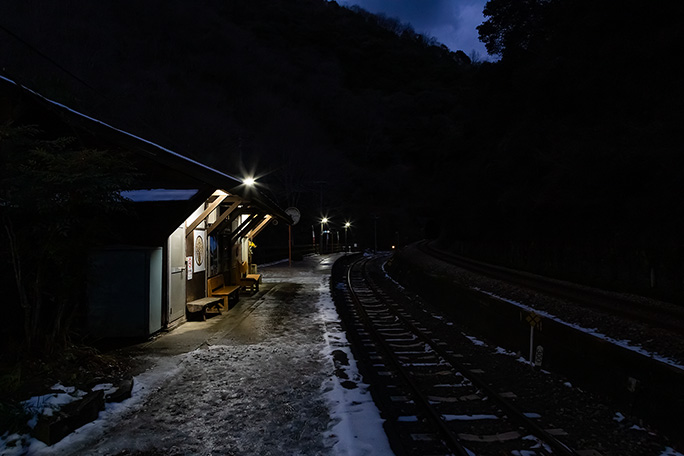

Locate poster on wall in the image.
[193,230,206,273]
[186,256,193,280]
[209,235,219,277]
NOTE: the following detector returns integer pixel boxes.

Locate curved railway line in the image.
[336,255,580,456]
[418,241,684,335]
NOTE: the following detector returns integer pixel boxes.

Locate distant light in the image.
[344,222,351,228]
[322,217,328,224]
[243,177,255,187]
[391,245,396,249]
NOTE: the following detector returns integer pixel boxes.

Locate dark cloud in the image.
[335,0,489,58]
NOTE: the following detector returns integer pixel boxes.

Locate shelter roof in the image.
[0,75,292,243]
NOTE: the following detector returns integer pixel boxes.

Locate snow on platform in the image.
[2,254,393,456]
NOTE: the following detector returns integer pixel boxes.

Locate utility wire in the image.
[0,21,188,156]
[0,22,102,95]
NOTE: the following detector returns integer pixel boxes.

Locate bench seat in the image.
[246,273,262,284]
[186,297,223,321]
[208,275,240,309]
[238,263,261,294]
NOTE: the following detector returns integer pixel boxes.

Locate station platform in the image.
[32,253,393,456]
[130,254,345,357]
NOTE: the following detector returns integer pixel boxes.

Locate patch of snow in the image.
[442,414,499,421]
[317,275,395,456]
[257,258,289,268]
[120,189,199,202]
[22,356,183,455]
[381,259,405,290]
[462,333,486,346]
[472,288,684,371]
[49,384,76,394]
[21,388,87,427]
[91,383,117,396]
[0,354,183,455]
[522,434,553,453]
[661,447,684,456]
[614,412,626,422]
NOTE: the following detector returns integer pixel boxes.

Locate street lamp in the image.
[344,222,351,252]
[243,177,255,187]
[320,217,328,254]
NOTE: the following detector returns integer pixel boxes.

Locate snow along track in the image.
[337,254,579,456]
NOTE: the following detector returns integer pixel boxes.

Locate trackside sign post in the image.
[525,311,542,366]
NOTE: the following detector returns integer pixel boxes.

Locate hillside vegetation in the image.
[2,0,683,301]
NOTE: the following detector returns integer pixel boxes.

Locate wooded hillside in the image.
[2,0,682,300]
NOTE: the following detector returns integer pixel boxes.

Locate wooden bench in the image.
[208,275,240,309]
[245,262,262,284]
[186,297,223,321]
[237,262,261,294]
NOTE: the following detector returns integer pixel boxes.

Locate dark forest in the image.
[2,0,683,311]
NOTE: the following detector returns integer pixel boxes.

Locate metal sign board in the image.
[285,207,301,225]
[526,311,542,330]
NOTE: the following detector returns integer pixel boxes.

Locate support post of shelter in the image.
[289,224,292,267]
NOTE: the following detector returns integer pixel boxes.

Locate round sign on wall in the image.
[195,236,204,266]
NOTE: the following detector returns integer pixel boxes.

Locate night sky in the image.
[333,0,490,60]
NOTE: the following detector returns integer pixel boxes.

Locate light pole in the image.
[373,216,378,254]
[344,222,350,252]
[320,217,328,254]
[312,225,316,254]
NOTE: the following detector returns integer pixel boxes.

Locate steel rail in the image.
[419,241,684,335]
[347,257,471,456]
[360,257,579,456]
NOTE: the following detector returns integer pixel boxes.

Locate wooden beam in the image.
[247,215,272,239]
[207,200,240,235]
[231,213,262,243]
[228,205,253,223]
[240,215,267,243]
[185,193,231,234]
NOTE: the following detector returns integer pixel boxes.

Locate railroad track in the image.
[337,255,579,456]
[418,241,684,335]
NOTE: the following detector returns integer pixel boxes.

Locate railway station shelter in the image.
[1,76,292,339]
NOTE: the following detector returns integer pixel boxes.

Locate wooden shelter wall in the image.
[185,233,206,302]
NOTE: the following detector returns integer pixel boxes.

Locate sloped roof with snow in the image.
[0,75,292,242]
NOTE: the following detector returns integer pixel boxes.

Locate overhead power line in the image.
[0,21,190,159]
[0,22,101,95]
